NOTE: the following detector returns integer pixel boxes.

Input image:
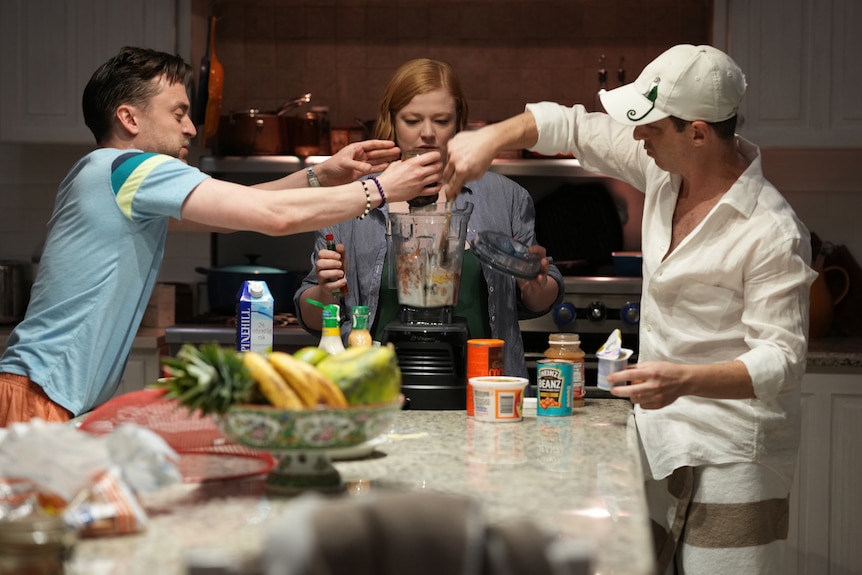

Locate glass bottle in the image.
[318,304,345,354]
[348,305,372,348]
[544,333,586,407]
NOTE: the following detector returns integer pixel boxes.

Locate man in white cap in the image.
[441,45,816,573]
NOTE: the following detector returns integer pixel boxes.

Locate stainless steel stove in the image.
[518,276,641,398]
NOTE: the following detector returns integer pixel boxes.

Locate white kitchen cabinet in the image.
[714,0,862,148]
[112,346,164,399]
[786,371,862,574]
[0,0,178,143]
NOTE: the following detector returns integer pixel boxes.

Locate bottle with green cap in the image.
[348,305,372,348]
[318,303,345,354]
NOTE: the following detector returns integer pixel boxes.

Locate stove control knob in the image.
[588,301,606,321]
[622,302,640,325]
[552,303,576,327]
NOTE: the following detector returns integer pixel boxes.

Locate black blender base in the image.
[384,318,469,410]
[401,384,467,410]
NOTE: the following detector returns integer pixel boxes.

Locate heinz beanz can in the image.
[536,359,574,416]
[466,339,505,416]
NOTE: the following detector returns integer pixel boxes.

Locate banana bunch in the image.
[243,350,348,409]
[159,343,398,414]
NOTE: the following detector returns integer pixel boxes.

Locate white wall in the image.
[759,149,862,258]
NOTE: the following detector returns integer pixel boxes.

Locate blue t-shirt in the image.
[0,148,209,415]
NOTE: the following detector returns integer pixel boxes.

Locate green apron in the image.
[372,249,490,341]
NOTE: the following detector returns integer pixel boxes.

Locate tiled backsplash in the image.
[205,0,713,126]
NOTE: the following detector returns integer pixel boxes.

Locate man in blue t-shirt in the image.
[0,46,442,426]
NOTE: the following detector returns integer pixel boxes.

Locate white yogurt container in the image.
[597,348,634,390]
[470,376,528,422]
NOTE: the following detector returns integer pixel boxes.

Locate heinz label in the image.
[536,359,574,417]
[236,280,274,354]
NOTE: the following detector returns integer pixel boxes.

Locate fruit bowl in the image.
[217,396,404,494]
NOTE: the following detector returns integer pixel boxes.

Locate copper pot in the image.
[217,109,282,156]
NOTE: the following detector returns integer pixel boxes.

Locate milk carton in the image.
[236,280,274,354]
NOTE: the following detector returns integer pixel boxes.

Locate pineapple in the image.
[158,343,255,416]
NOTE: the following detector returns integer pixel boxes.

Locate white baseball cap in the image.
[598,44,747,126]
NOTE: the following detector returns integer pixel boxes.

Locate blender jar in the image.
[388,203,473,323]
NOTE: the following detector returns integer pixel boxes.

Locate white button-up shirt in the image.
[527,102,817,483]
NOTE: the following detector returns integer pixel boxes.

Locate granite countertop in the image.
[68,400,654,575]
[4,324,859,369]
[806,336,862,370]
[3,322,860,369]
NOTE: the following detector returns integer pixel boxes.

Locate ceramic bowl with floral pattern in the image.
[218,396,404,452]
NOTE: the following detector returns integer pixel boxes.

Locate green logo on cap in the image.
[628,78,659,121]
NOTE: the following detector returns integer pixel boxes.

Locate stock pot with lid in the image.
[196,260,301,315]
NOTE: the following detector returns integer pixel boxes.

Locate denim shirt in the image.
[294,171,564,377]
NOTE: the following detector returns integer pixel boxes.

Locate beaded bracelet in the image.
[370,176,386,208]
[357,180,371,220]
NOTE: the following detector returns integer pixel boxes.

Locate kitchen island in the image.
[67,399,654,575]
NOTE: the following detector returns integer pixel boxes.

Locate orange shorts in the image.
[0,373,73,427]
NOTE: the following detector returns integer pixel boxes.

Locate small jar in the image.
[0,515,77,575]
[544,333,586,408]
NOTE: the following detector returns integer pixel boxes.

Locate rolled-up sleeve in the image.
[738,234,816,399]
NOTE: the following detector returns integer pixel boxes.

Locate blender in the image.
[383,202,474,409]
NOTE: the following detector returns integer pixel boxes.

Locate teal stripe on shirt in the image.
[110,152,173,219]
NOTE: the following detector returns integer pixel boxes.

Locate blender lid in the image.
[471,231,542,279]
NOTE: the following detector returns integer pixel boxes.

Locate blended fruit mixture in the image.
[396,249,459,307]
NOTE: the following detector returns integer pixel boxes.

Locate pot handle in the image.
[822,265,850,306]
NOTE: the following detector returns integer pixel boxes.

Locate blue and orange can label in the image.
[536,359,574,416]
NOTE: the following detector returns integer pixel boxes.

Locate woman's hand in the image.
[315,140,401,186]
[314,243,347,302]
[516,244,556,312]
